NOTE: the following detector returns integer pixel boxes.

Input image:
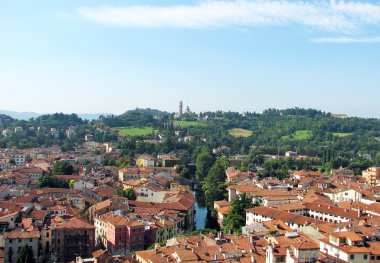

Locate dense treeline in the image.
[99,109,171,128]
[0,113,118,149]
[0,108,379,163]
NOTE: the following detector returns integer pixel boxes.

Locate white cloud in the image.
[76,0,380,32]
[311,36,380,43]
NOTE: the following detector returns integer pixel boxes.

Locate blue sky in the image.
[0,0,379,117]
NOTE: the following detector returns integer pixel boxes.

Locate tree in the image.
[69,179,75,189]
[223,193,253,234]
[16,245,35,263]
[115,188,124,197]
[375,152,380,166]
[36,175,69,189]
[176,165,191,179]
[202,157,230,206]
[115,188,137,200]
[53,161,73,175]
[195,150,214,181]
[37,256,49,263]
[36,176,50,189]
[165,180,171,189]
[124,188,137,200]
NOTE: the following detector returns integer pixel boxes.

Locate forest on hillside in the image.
[0,108,378,166]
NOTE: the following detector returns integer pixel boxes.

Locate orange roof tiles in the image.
[304,202,360,219]
[52,217,95,230]
[4,228,39,239]
[247,207,321,225]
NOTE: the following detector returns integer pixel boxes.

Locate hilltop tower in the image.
[179,101,183,116]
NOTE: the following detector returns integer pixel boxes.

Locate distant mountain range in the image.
[0,110,111,120]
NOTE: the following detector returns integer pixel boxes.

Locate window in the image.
[364,254,368,260]
[350,255,354,260]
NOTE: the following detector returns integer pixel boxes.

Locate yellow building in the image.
[136,154,155,167]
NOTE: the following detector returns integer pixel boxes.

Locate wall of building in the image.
[5,237,39,263]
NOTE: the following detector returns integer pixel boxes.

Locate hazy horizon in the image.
[0,105,377,119]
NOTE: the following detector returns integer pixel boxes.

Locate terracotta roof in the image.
[214,200,230,208]
[4,228,39,239]
[174,249,199,261]
[92,249,105,258]
[247,207,321,225]
[49,205,66,211]
[293,170,323,177]
[218,206,230,215]
[271,202,306,211]
[333,231,362,241]
[264,195,299,201]
[30,209,48,221]
[129,191,194,212]
[262,220,292,232]
[21,218,32,229]
[98,212,128,227]
[228,184,261,193]
[304,202,360,220]
[300,190,333,205]
[52,217,95,230]
[368,241,380,256]
[320,238,370,253]
[18,167,44,174]
[127,220,144,227]
[34,187,78,194]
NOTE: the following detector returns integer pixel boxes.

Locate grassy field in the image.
[229,128,253,138]
[332,132,352,137]
[114,127,157,136]
[173,120,208,127]
[282,130,312,140]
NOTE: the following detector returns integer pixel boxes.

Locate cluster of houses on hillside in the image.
[0,146,196,263]
[0,141,380,263]
[210,166,380,263]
